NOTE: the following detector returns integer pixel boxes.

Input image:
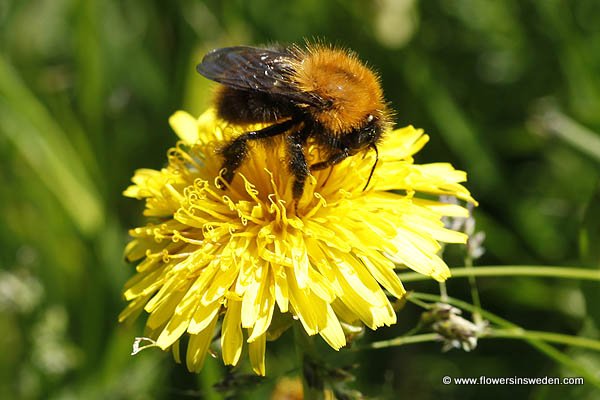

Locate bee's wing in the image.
[197,46,325,107]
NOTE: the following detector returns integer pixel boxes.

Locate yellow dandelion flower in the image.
[121,109,476,375]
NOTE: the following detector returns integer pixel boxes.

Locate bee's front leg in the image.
[309,149,350,171]
[286,130,311,201]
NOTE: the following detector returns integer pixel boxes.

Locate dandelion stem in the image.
[464,256,483,325]
[361,327,600,354]
[486,329,600,352]
[438,281,448,302]
[294,325,324,400]
[405,296,431,310]
[364,333,440,350]
[397,265,600,282]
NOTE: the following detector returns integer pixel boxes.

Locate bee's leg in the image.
[309,149,350,171]
[220,137,248,185]
[310,144,378,191]
[286,129,311,201]
[309,150,349,188]
[219,119,297,186]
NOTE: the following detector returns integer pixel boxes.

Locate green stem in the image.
[405,296,431,310]
[362,333,440,350]
[293,325,323,400]
[464,256,483,325]
[361,327,600,358]
[438,281,448,302]
[486,329,600,352]
[397,266,600,282]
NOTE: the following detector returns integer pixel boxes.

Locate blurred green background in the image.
[1,0,600,399]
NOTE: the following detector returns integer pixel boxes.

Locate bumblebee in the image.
[196,44,392,200]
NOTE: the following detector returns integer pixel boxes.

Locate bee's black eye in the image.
[343,116,382,153]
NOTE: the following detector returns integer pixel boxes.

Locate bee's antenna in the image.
[362,144,378,192]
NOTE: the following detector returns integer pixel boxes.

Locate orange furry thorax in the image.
[291,46,387,135]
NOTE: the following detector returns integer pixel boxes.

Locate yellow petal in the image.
[221,300,243,366]
[123,238,147,262]
[402,212,468,244]
[156,294,197,349]
[379,125,428,159]
[169,111,199,144]
[241,267,265,328]
[248,273,276,342]
[118,295,148,323]
[388,228,451,281]
[287,267,327,336]
[307,265,336,303]
[273,264,289,313]
[186,313,219,372]
[306,239,343,296]
[248,333,267,376]
[289,231,310,289]
[202,263,240,304]
[318,305,346,350]
[331,298,360,324]
[303,220,352,252]
[414,198,470,217]
[357,252,405,299]
[172,340,181,364]
[332,250,386,307]
[188,301,221,334]
[146,287,187,330]
[123,268,164,300]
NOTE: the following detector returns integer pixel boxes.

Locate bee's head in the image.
[343,113,385,154]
